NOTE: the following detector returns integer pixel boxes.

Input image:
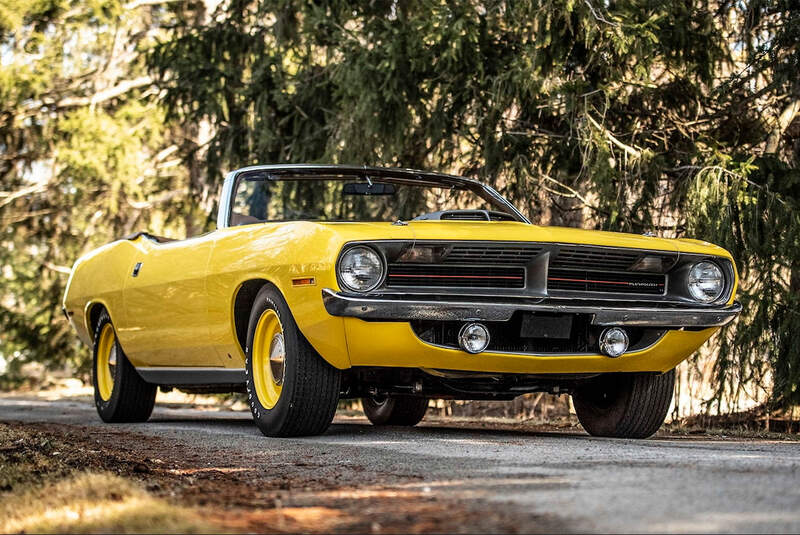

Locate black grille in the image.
[548,268,665,295]
[442,245,542,265]
[551,247,640,270]
[386,264,525,288]
[382,242,675,295]
[551,246,675,271]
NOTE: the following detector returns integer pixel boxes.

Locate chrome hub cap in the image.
[269,333,286,386]
[108,345,117,381]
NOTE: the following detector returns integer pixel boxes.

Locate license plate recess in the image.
[520,313,573,339]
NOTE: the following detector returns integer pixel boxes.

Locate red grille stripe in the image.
[389,274,523,280]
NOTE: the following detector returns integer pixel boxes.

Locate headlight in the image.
[338,246,384,292]
[687,261,724,303]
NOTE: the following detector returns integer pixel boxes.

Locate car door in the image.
[117,234,224,367]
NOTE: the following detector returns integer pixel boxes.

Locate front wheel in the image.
[362,395,429,426]
[245,285,341,437]
[572,370,675,439]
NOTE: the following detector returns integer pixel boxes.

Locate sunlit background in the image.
[2,0,799,424]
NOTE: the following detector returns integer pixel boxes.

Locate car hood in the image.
[317,221,732,258]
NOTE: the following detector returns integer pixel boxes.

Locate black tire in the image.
[92,310,156,423]
[245,285,341,437]
[362,396,429,426]
[572,369,675,439]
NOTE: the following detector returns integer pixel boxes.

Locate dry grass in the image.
[0,472,210,534]
[0,425,212,534]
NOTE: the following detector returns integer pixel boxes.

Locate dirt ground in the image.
[3,391,799,534]
[0,420,560,533]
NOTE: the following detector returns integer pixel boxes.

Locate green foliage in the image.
[0,0,189,373]
[150,0,734,228]
[148,0,800,408]
[3,0,800,409]
[685,157,800,407]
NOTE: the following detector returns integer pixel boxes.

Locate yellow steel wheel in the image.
[251,309,285,409]
[95,323,117,401]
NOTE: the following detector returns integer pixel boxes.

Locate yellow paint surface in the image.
[62,220,737,373]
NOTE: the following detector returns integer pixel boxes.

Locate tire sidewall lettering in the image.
[245,289,294,433]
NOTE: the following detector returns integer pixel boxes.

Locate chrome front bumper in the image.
[321,288,742,328]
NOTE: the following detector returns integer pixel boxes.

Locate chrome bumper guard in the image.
[321,288,742,328]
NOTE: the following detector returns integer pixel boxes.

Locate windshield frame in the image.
[217,164,530,228]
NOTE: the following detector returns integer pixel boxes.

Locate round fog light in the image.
[458,323,490,354]
[599,327,629,358]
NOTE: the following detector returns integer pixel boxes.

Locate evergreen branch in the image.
[1,209,55,225]
[506,129,568,139]
[19,76,154,118]
[671,165,789,206]
[43,262,72,275]
[0,183,48,208]
[765,95,800,153]
[539,174,607,216]
[126,190,184,210]
[585,114,643,159]
[53,76,154,109]
[582,0,620,27]
[122,0,182,9]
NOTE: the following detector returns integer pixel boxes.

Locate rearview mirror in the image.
[342,182,396,196]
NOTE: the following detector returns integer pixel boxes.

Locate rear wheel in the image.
[245,285,341,437]
[572,369,675,439]
[362,395,429,426]
[92,310,156,423]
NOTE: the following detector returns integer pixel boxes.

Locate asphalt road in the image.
[2,395,799,533]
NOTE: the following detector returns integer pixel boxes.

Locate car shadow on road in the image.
[147,410,591,441]
[329,421,588,440]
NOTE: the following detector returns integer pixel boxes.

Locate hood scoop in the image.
[413,210,517,222]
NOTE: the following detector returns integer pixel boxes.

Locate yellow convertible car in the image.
[63,164,741,438]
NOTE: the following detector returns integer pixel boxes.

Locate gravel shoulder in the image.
[2,394,800,533]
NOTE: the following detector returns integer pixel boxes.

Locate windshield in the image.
[229,177,516,225]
